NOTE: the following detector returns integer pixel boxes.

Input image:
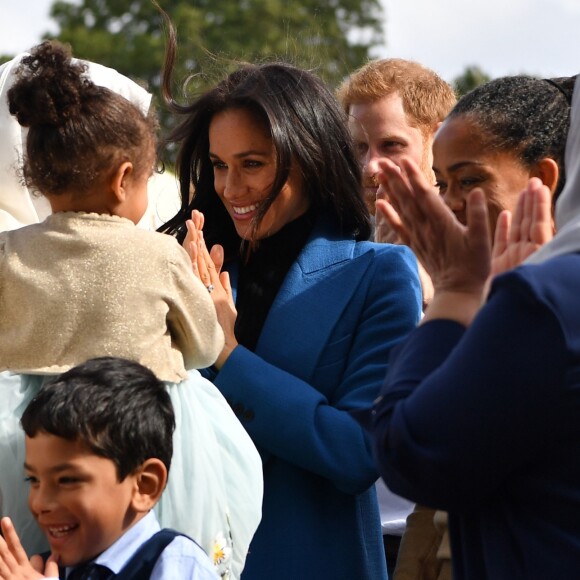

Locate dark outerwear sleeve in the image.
[369,276,569,512]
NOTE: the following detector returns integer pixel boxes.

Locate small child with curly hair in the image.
[0,40,262,580]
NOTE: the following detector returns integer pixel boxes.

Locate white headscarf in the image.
[527,81,580,264]
[0,53,179,232]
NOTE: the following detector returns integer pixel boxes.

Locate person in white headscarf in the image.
[525,83,580,265]
[358,77,580,579]
[0,52,180,232]
[0,45,262,580]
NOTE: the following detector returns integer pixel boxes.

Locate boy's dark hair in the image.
[21,357,175,481]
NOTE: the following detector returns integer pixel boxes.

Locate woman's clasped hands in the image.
[185,210,239,368]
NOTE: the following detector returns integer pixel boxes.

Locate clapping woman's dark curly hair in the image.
[448,75,576,203]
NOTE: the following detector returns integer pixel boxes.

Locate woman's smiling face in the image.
[433,116,533,233]
[208,107,309,241]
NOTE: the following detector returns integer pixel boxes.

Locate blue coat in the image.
[209,217,422,579]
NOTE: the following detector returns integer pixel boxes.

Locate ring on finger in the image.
[206,284,215,294]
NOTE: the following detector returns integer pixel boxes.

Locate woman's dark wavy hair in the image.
[157,22,369,256]
[448,74,576,202]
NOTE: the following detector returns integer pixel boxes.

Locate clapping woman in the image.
[368,77,580,579]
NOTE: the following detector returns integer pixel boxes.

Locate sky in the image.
[1,0,579,84]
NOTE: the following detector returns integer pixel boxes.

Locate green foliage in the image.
[44,0,384,154]
[453,65,492,98]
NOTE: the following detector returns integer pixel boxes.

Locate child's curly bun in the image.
[8,40,94,128]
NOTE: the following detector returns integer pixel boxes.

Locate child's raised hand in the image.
[184,210,239,369]
[185,210,224,291]
[0,517,58,579]
[184,209,203,267]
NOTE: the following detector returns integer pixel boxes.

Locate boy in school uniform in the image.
[0,357,219,580]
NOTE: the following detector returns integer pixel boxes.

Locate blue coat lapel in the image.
[253,219,373,381]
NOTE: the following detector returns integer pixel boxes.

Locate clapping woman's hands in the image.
[185,210,239,369]
[376,184,435,308]
[491,177,554,277]
[376,158,492,326]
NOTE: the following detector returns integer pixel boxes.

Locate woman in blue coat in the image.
[159,43,422,579]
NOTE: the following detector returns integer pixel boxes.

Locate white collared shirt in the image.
[45,511,219,579]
